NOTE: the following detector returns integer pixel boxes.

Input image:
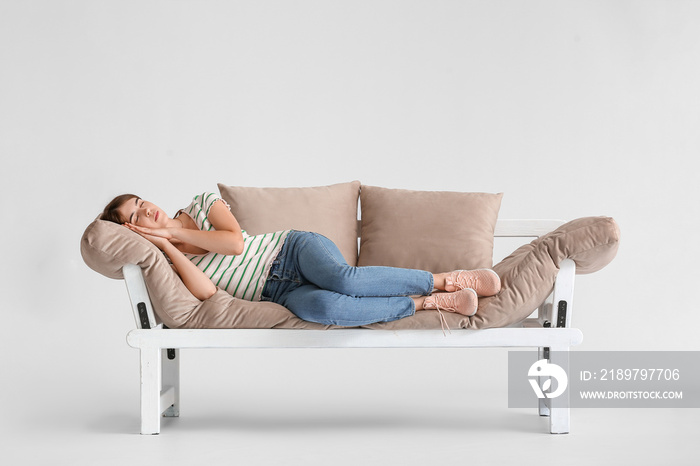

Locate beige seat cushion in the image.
[358,186,503,273]
[82,199,619,330]
[218,181,361,266]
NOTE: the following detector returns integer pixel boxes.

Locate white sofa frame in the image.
[124,219,582,435]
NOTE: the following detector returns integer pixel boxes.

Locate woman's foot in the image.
[444,269,501,296]
[423,288,478,316]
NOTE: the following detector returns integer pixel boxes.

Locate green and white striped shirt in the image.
[176,192,290,302]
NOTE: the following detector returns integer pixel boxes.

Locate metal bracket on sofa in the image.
[123,264,158,330]
[552,259,576,329]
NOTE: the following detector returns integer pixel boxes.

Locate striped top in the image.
[175,192,290,302]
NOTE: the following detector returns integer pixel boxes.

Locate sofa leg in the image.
[548,346,570,434]
[162,348,180,418]
[139,347,162,435]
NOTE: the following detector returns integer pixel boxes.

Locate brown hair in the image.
[101,194,140,224]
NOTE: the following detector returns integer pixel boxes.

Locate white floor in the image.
[4,399,698,466]
[3,349,698,466]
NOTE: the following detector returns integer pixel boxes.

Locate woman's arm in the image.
[135,232,217,300]
[170,200,245,255]
[126,200,245,255]
[163,242,217,300]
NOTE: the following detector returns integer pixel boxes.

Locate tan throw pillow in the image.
[358,186,503,273]
[218,181,361,266]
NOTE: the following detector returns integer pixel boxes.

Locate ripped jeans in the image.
[260,231,434,326]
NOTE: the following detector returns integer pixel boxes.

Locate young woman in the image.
[101,192,501,326]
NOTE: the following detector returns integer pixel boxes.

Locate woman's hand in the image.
[124,222,173,241]
[124,223,172,250]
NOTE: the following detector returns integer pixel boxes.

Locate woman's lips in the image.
[155,211,159,221]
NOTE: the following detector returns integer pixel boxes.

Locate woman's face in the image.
[117,197,168,228]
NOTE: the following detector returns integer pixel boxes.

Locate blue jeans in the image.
[261,231,434,326]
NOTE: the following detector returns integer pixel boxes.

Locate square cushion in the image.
[218,181,361,266]
[358,186,503,273]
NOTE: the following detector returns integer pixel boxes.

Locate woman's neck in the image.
[167,217,184,229]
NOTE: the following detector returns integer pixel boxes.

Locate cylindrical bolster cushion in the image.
[81,219,202,328]
[467,216,620,329]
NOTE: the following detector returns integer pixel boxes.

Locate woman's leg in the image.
[291,232,434,298]
[280,283,417,326]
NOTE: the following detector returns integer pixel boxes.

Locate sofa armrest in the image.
[551,259,576,328]
[123,264,160,329]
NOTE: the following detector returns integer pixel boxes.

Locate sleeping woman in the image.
[101,192,501,326]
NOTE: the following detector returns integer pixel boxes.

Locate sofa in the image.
[80,181,620,434]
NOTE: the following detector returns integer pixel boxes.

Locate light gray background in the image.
[1,1,698,465]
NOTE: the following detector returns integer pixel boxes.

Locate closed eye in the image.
[129,197,143,224]
[136,200,146,223]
